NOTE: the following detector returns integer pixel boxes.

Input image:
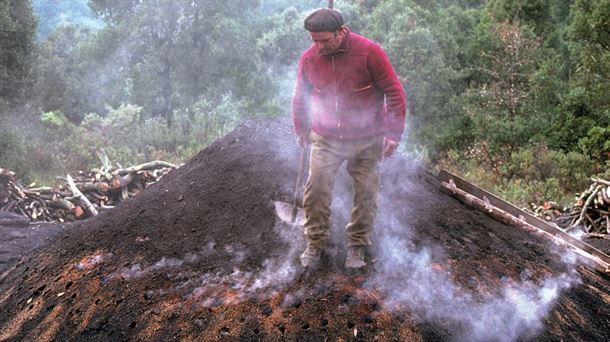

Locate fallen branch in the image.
[584,233,610,240]
[67,174,98,217]
[50,198,76,211]
[77,182,110,193]
[592,177,610,187]
[115,161,177,176]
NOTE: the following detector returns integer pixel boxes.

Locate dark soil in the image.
[0,218,65,274]
[0,118,608,342]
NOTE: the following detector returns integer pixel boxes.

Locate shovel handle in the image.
[328,0,333,9]
[291,148,308,223]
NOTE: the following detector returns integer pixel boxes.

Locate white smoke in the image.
[184,211,305,305]
[106,233,301,304]
[246,214,305,293]
[365,164,581,342]
[567,226,586,240]
[109,240,238,281]
[74,252,114,271]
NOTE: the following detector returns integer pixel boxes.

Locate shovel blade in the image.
[274,201,306,226]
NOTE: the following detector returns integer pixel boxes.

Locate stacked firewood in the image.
[0,155,178,223]
[533,177,610,238]
[531,201,570,224]
[566,178,610,236]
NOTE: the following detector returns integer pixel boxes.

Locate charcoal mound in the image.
[0,118,608,342]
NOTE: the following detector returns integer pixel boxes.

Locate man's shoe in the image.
[300,246,322,268]
[344,246,366,269]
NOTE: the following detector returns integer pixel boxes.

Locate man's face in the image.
[310,28,346,55]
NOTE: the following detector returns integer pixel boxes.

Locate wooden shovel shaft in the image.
[289,0,331,223]
[291,148,308,223]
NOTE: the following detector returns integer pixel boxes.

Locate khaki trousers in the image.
[303,131,383,249]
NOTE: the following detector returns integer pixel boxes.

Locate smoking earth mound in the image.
[0,118,608,341]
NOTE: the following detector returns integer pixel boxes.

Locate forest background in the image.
[1,0,608,208]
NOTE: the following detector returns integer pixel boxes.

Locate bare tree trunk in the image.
[162,59,173,129]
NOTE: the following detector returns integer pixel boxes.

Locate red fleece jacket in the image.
[292,31,407,142]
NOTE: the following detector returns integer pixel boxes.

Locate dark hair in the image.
[304,8,344,32]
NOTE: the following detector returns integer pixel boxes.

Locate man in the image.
[292,8,407,270]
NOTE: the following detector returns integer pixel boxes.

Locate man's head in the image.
[304,8,347,55]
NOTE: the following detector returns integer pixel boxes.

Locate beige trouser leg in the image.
[302,132,383,250]
[344,140,382,246]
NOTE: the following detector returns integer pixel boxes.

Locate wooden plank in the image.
[438,169,610,267]
[440,179,609,273]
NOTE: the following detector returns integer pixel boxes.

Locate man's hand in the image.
[382,137,399,157]
[296,132,311,148]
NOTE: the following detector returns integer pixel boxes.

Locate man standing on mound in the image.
[292,8,407,271]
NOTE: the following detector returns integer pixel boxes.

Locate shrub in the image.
[578,125,610,163]
[437,142,594,206]
[0,128,33,179]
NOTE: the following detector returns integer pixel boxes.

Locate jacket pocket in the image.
[351,84,376,109]
[353,84,373,93]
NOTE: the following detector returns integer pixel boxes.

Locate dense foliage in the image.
[1,0,608,206]
[32,0,102,38]
[0,0,37,109]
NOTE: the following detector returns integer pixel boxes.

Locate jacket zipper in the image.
[332,56,342,140]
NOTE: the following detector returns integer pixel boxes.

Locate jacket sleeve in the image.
[368,44,407,142]
[292,54,312,137]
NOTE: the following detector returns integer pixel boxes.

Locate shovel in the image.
[274,147,308,226]
[276,0,335,225]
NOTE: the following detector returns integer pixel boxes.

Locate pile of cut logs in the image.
[0,155,178,223]
[533,177,610,238]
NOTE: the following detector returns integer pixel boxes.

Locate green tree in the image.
[33,25,96,121]
[87,0,272,128]
[88,0,140,24]
[32,0,102,38]
[568,0,610,122]
[487,0,551,34]
[0,0,37,110]
[476,19,541,118]
[364,0,471,156]
[537,0,610,153]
